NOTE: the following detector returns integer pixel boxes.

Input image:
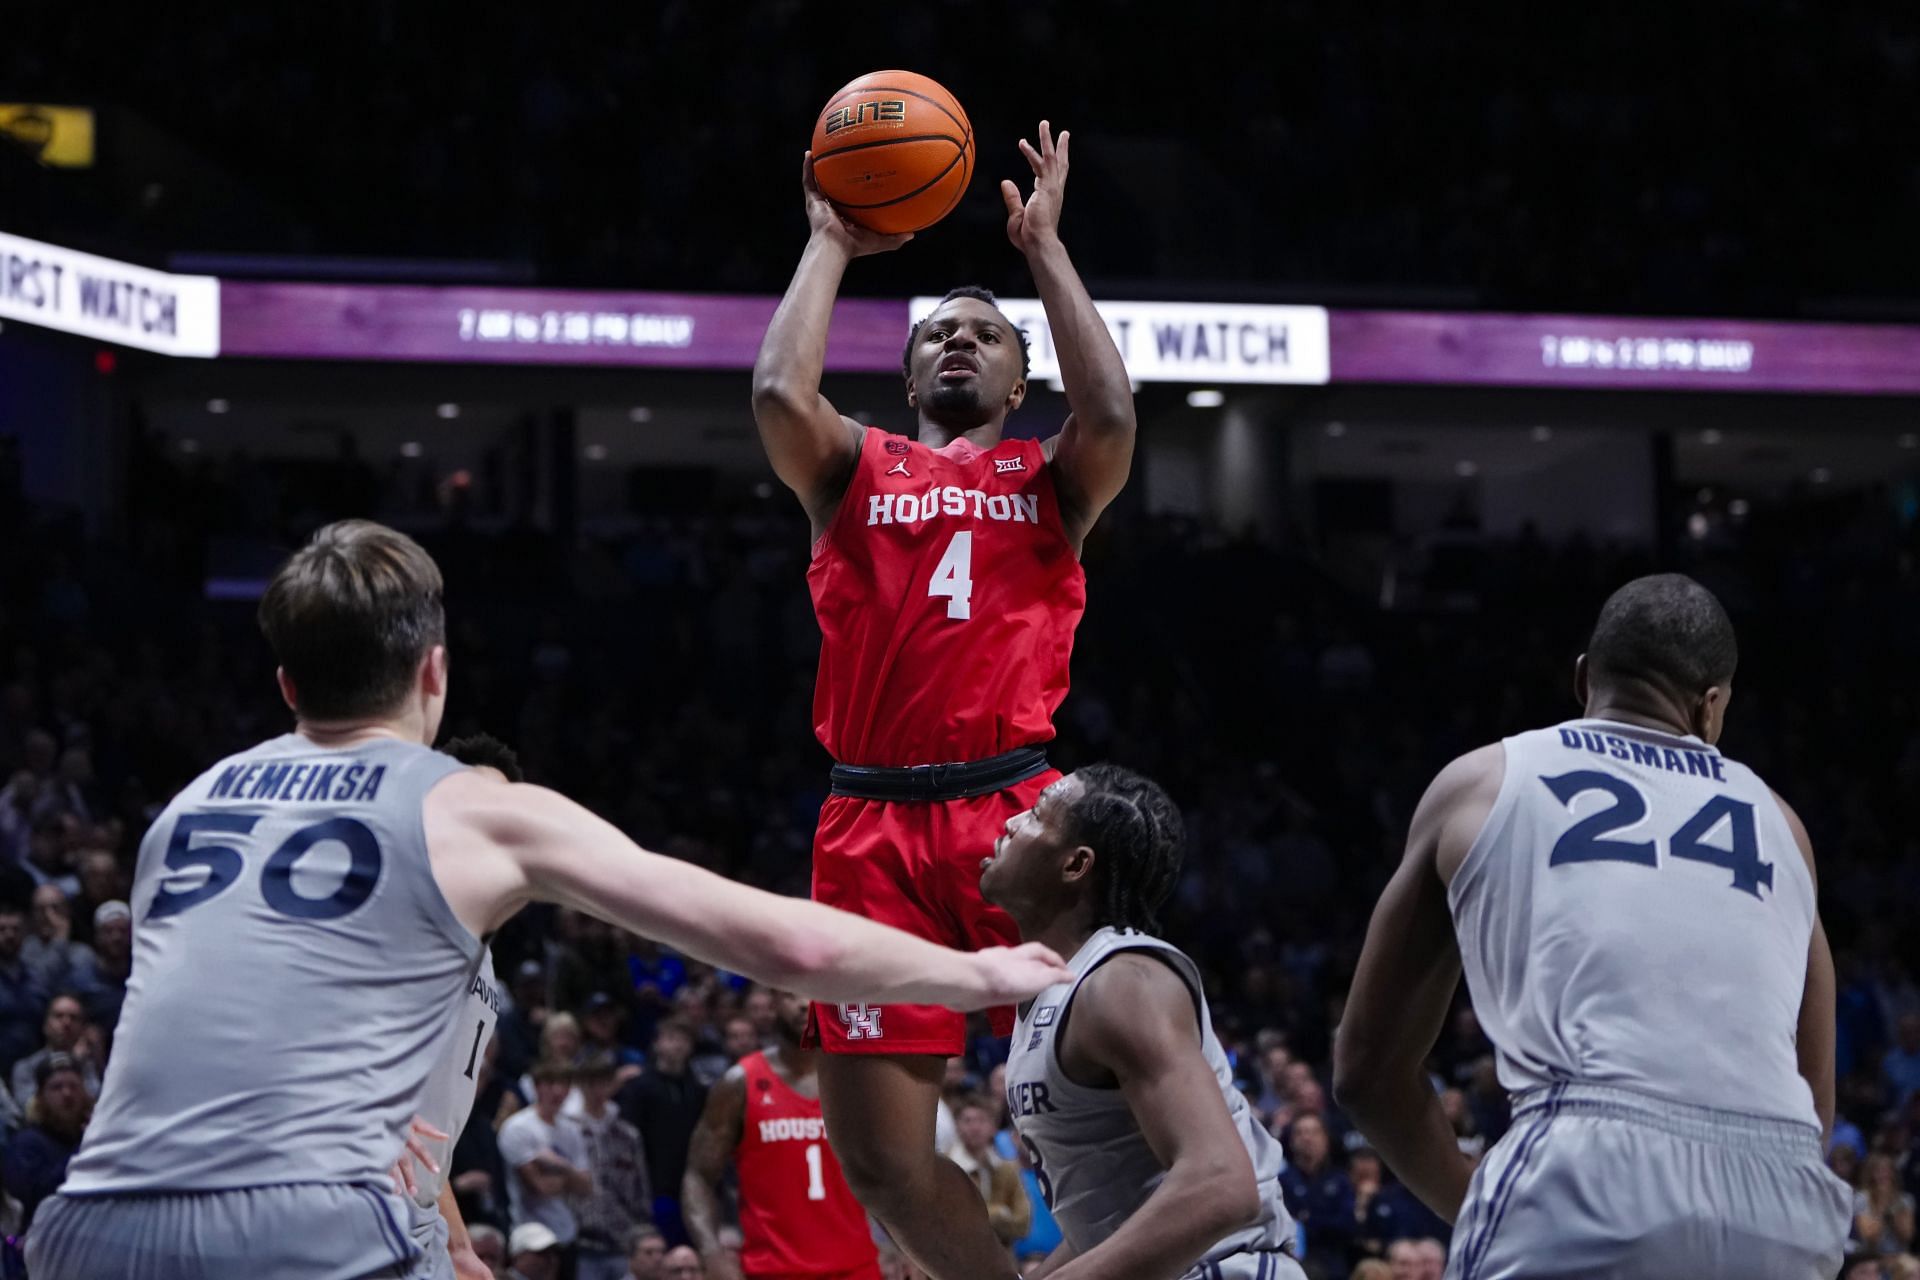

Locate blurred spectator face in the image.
[1387,1240,1420,1280]
[1413,1239,1445,1279]
[582,1002,623,1047]
[31,884,69,941]
[943,1057,969,1091]
[0,910,22,961]
[94,911,131,966]
[513,1245,560,1280]
[987,1064,1008,1119]
[1293,1079,1326,1117]
[533,1074,570,1118]
[1261,1045,1291,1083]
[44,995,84,1051]
[470,1227,505,1273]
[628,1228,666,1279]
[24,730,56,777]
[956,1103,997,1155]
[28,819,66,873]
[1283,1061,1314,1099]
[652,1023,693,1073]
[1845,1262,1884,1280]
[744,986,776,1038]
[1830,1143,1860,1183]
[662,1245,704,1280]
[1901,1015,1920,1056]
[1350,1150,1382,1189]
[772,990,808,1042]
[1288,1114,1328,1169]
[541,1014,582,1062]
[1865,1153,1899,1195]
[37,1065,88,1137]
[582,1069,618,1114]
[722,1015,757,1061]
[78,850,120,902]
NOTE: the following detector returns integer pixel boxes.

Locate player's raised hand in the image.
[803,152,914,258]
[1002,120,1069,254]
[965,941,1074,1007]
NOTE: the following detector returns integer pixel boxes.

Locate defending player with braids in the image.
[980,767,1308,1280]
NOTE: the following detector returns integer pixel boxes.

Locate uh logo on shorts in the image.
[838,1003,884,1040]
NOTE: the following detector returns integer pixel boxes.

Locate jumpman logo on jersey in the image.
[886,460,912,478]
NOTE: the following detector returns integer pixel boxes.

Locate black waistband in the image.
[829,747,1050,802]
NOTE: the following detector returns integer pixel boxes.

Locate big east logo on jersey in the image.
[824,100,907,134]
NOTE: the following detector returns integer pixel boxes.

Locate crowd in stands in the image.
[0,432,1917,1277]
[6,5,1920,317]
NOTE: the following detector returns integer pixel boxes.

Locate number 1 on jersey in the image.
[804,1142,827,1200]
[929,531,974,620]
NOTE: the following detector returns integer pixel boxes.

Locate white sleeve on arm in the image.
[497,1113,541,1167]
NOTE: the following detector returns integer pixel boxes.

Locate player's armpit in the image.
[1046,954,1259,1280]
[683,1065,748,1260]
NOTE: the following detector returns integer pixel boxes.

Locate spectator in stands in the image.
[1351,1262,1392,1280]
[70,848,123,947]
[946,1094,1029,1253]
[625,1224,667,1280]
[574,1053,652,1280]
[12,992,97,1107]
[581,992,645,1076]
[499,1059,593,1254]
[1279,1112,1354,1278]
[0,905,45,1074]
[4,1051,91,1229]
[1386,1239,1422,1280]
[525,1012,584,1114]
[468,1222,507,1277]
[453,1034,514,1232]
[507,1223,564,1280]
[1886,1016,1920,1110]
[0,770,40,864]
[23,883,96,995]
[661,1244,704,1280]
[1411,1238,1446,1279]
[497,959,551,1085]
[741,986,776,1044]
[719,1013,757,1065]
[1857,1152,1918,1257]
[1251,1041,1293,1121]
[24,813,78,897]
[617,1018,705,1244]
[82,901,131,1034]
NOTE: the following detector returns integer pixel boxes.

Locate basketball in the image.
[810,71,973,235]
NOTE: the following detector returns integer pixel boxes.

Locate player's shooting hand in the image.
[1002,120,1069,254]
[966,941,1074,1008]
[803,152,914,258]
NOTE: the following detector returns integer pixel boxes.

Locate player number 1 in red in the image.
[805,1143,827,1200]
[929,531,974,620]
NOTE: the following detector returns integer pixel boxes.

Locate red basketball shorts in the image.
[806,769,1057,1056]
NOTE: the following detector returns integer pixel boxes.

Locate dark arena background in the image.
[2,6,1919,1279]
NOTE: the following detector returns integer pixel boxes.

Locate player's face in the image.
[908,299,1026,425]
[979,777,1083,912]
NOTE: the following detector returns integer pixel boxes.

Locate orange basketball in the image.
[811,71,973,235]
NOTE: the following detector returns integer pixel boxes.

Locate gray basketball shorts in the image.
[1446,1082,1852,1280]
[1181,1248,1310,1280]
[27,1181,429,1280]
[407,1195,456,1280]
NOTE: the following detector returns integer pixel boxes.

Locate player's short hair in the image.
[442,732,524,782]
[1585,573,1737,698]
[258,520,445,721]
[529,1057,575,1085]
[903,286,1032,379]
[1063,764,1185,934]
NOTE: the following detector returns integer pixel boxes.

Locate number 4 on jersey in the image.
[929,531,974,620]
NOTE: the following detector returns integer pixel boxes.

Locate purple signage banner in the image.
[1329,310,1920,394]
[219,279,1920,396]
[219,281,910,372]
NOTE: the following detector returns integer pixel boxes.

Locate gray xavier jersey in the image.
[66,734,483,1193]
[1451,718,1819,1126]
[1005,927,1296,1261]
[411,947,501,1210]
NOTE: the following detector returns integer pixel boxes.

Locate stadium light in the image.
[436,403,460,419]
[400,441,423,458]
[1531,425,1552,442]
[583,443,609,461]
[1700,429,1723,445]
[1186,389,1225,408]
[206,398,229,414]
[1455,460,1479,477]
[1902,434,1918,450]
[1325,421,1347,437]
[628,407,653,423]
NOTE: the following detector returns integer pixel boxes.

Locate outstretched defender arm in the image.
[1044,954,1262,1280]
[683,1065,748,1280]
[1008,122,1137,546]
[1334,747,1502,1223]
[752,155,911,533]
[424,770,1072,1012]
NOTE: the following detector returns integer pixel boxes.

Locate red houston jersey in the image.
[735,1051,878,1278]
[808,429,1087,767]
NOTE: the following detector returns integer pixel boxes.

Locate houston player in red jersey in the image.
[751,120,1135,1280]
[683,990,881,1280]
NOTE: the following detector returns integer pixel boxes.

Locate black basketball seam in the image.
[829,138,972,211]
[823,81,969,137]
[813,132,964,162]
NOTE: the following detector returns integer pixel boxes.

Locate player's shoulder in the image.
[1076,948,1195,1030]
[1423,742,1507,809]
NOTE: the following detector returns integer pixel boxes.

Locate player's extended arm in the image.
[1023,1238,1079,1280]
[1333,748,1501,1223]
[1007,122,1136,545]
[751,154,911,531]
[1046,954,1262,1280]
[1774,790,1837,1139]
[682,1065,747,1280]
[426,772,1073,1011]
[437,1182,492,1280]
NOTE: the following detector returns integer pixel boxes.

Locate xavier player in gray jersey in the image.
[28,520,1073,1280]
[980,764,1305,1280]
[1336,575,1852,1278]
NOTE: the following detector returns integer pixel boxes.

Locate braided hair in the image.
[1061,764,1186,934]
[902,286,1032,378]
